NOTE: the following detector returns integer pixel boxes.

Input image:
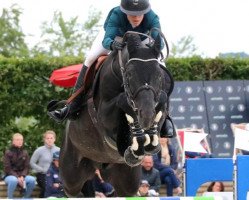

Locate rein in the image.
[123,28,169,61]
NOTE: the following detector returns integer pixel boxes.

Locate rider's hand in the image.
[111,40,124,50]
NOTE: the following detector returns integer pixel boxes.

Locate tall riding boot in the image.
[48,65,88,123]
[160,116,176,138]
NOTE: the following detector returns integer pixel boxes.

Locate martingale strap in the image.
[87,97,118,151]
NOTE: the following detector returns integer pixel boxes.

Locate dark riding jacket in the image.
[141,167,161,192]
[45,163,65,198]
[103,6,161,50]
[3,146,30,177]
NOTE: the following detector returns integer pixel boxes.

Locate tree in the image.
[170,35,198,58]
[32,7,101,57]
[0,4,29,57]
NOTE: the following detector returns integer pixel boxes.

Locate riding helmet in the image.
[120,0,151,16]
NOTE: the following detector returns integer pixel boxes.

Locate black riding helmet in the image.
[120,0,151,16]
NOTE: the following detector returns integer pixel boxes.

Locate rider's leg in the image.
[48,64,88,122]
[48,30,110,123]
[161,115,176,138]
[161,67,176,138]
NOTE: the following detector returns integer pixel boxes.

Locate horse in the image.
[59,32,174,197]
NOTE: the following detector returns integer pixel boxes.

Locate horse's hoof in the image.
[124,147,143,167]
[144,144,161,155]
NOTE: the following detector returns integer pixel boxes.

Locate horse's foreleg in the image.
[60,132,95,197]
[123,114,147,166]
[144,111,162,154]
[108,164,141,197]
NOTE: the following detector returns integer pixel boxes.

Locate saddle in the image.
[66,56,108,104]
[84,56,108,93]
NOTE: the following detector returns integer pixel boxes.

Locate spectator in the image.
[185,151,212,158]
[93,169,114,197]
[241,150,249,155]
[141,155,161,195]
[81,180,95,197]
[3,133,36,199]
[44,151,65,198]
[207,181,225,192]
[30,130,60,197]
[153,137,182,196]
[137,179,156,197]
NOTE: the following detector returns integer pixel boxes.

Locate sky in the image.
[1,0,249,58]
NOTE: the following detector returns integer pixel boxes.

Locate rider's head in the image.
[120,0,151,27]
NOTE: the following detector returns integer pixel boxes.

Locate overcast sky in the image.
[1,0,249,57]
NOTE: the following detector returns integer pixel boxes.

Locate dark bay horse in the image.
[60,33,173,197]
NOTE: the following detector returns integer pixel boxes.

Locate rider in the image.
[47,0,175,137]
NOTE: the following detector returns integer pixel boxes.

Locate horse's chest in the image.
[71,133,124,163]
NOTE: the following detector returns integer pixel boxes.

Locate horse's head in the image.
[121,34,167,130]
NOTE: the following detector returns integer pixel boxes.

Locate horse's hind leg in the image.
[60,134,95,197]
[108,164,141,196]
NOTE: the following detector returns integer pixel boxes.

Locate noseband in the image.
[118,51,161,111]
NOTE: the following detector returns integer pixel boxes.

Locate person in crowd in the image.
[207,181,225,192]
[137,179,157,197]
[47,0,175,138]
[241,150,249,155]
[81,180,95,197]
[185,151,212,158]
[44,151,65,198]
[30,130,60,197]
[3,133,36,199]
[141,155,161,195]
[153,137,182,196]
[93,168,115,197]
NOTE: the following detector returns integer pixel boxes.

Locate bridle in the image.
[118,51,162,112]
[112,29,169,112]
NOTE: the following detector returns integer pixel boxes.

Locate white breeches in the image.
[83,29,110,67]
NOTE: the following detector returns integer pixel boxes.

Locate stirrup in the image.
[47,106,70,123]
[160,118,176,138]
[47,100,67,112]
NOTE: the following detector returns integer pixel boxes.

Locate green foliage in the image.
[167,57,249,81]
[0,56,249,169]
[0,56,83,170]
[0,4,102,59]
[31,8,101,57]
[170,35,198,58]
[0,4,29,57]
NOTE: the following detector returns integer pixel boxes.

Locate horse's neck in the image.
[108,54,123,83]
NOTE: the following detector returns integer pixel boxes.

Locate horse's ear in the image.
[127,34,142,55]
[152,35,162,57]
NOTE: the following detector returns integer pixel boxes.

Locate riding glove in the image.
[111,40,124,51]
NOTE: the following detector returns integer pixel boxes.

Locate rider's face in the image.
[127,15,144,27]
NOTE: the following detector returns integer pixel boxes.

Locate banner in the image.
[234,127,249,151]
[178,130,208,153]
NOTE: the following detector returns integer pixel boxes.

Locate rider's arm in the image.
[144,10,161,39]
[102,7,126,50]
